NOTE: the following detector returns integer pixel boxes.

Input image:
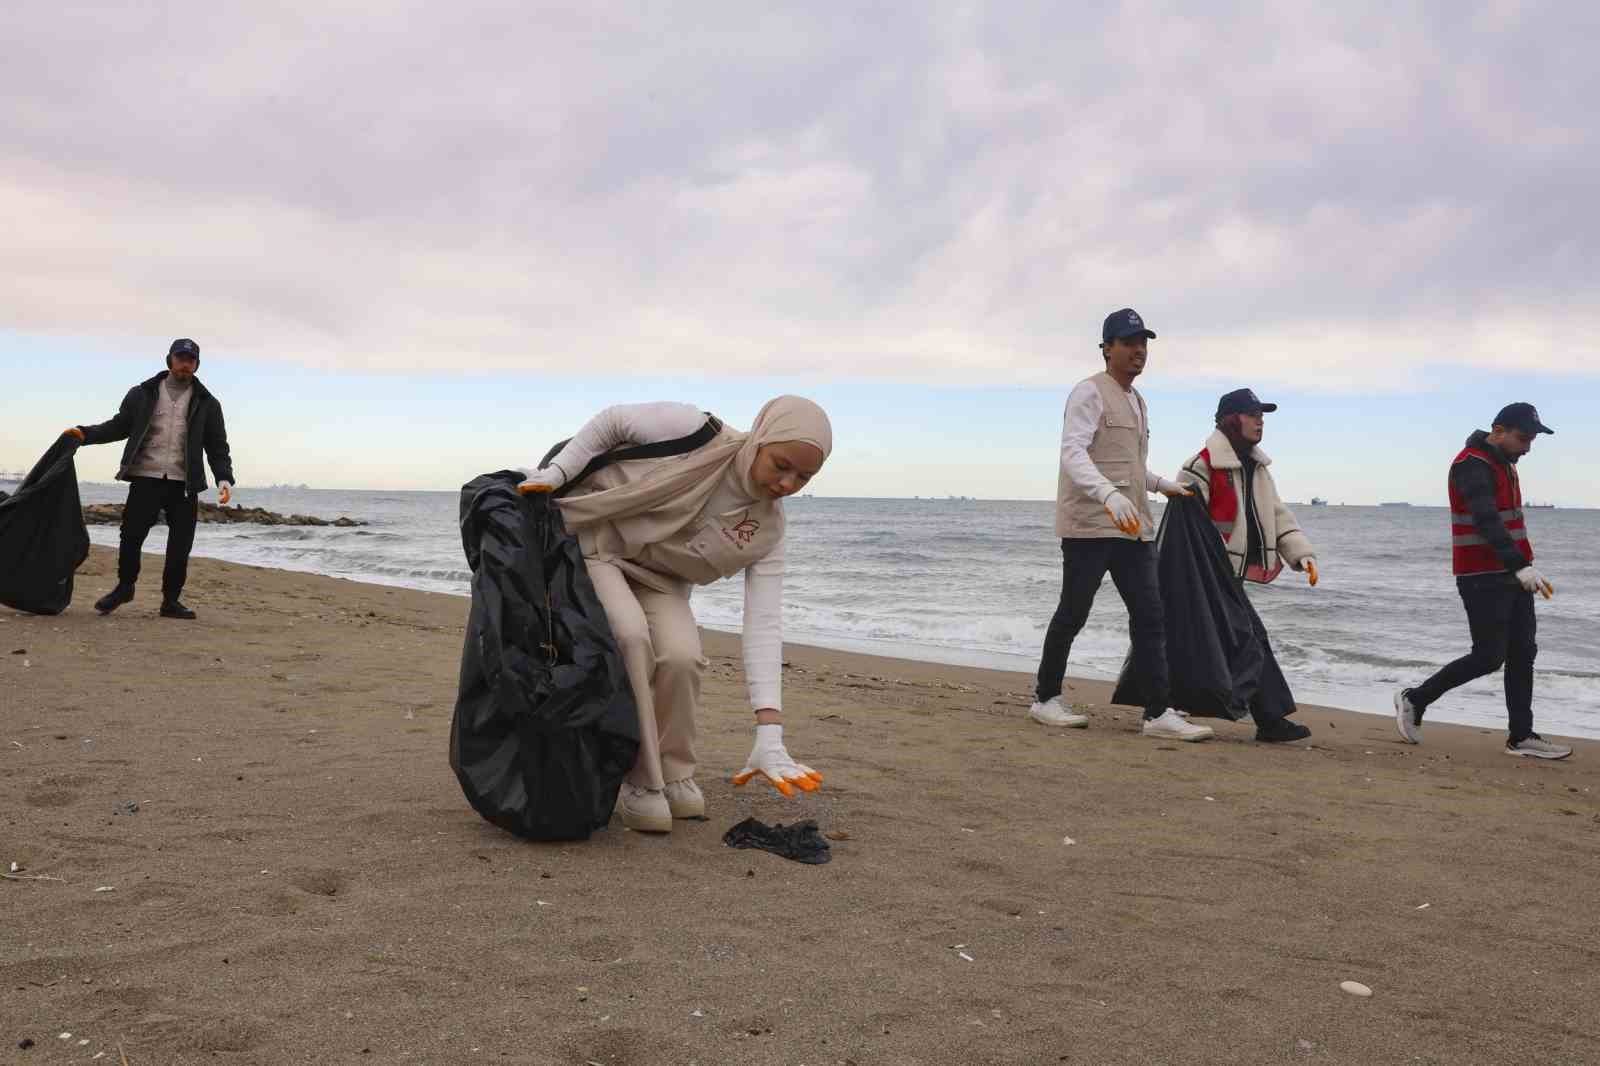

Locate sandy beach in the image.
[4,546,1599,1065]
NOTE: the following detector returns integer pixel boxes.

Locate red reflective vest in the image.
[1448,447,1533,576]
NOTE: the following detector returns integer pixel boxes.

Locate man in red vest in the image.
[1394,403,1570,759]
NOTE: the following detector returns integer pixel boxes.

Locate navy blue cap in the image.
[168,338,200,360]
[1216,388,1278,419]
[1493,402,1553,435]
[1101,308,1155,343]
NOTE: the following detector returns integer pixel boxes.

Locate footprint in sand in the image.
[24,773,93,808]
[288,867,349,897]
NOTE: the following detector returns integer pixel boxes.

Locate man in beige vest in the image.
[1030,308,1212,741]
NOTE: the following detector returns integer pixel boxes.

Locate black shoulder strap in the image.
[540,415,722,497]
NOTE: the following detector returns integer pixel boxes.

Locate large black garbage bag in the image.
[0,436,90,615]
[1111,495,1295,722]
[451,472,640,840]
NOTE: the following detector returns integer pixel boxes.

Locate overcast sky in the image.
[3,1,1596,501]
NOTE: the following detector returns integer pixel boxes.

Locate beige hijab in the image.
[556,395,833,561]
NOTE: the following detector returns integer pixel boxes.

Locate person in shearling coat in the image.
[1176,388,1318,742]
[1177,389,1318,587]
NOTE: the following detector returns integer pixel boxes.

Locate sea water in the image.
[40,482,1600,740]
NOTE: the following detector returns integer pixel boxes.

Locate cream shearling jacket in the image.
[1177,428,1314,583]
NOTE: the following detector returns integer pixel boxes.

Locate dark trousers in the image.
[117,477,198,602]
[1410,576,1536,743]
[1036,537,1170,717]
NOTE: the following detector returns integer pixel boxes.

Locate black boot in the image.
[159,600,197,620]
[1255,717,1311,743]
[95,584,135,614]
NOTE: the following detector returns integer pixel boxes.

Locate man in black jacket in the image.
[63,338,236,619]
[1393,403,1570,759]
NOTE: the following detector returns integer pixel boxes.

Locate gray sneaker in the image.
[1505,736,1573,760]
[1394,689,1422,744]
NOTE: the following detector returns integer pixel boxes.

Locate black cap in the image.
[1493,402,1553,435]
[1101,308,1156,343]
[168,338,200,360]
[1216,388,1278,419]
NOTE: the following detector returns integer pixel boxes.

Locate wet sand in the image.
[4,547,1598,1064]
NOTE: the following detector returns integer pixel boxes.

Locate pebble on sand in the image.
[1340,980,1373,997]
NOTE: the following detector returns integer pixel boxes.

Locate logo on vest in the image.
[720,512,761,549]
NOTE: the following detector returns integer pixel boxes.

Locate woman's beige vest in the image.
[1055,372,1155,542]
[564,433,786,594]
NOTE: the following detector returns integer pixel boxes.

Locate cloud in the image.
[2,0,1596,383]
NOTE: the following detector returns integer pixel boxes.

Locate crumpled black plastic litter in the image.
[722,817,832,864]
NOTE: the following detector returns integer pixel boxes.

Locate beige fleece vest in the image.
[1055,372,1154,541]
[127,381,192,481]
[565,432,786,594]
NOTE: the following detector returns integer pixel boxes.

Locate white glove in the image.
[1104,491,1142,536]
[1154,477,1194,499]
[1516,566,1554,598]
[218,481,233,505]
[517,466,567,495]
[731,723,822,797]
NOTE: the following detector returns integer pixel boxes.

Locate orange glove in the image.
[1304,558,1319,586]
[63,427,84,442]
[732,723,822,797]
[218,482,233,505]
[518,468,565,495]
[1104,491,1142,536]
[1516,566,1554,599]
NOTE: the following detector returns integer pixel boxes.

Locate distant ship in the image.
[1310,497,1327,506]
[1380,501,1412,507]
[1526,501,1555,509]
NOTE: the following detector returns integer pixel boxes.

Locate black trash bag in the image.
[722,817,832,864]
[1111,495,1295,722]
[451,472,640,840]
[0,436,90,615]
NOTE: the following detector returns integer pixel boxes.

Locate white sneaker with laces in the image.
[1394,688,1422,744]
[1029,696,1089,729]
[663,777,706,819]
[1505,736,1572,760]
[1141,709,1214,742]
[617,783,673,832]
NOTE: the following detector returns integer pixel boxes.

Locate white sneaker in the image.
[663,777,706,819]
[1029,696,1089,728]
[1505,736,1573,760]
[617,783,672,833]
[1141,709,1214,742]
[1394,688,1422,744]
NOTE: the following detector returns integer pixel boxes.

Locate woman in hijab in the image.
[518,397,832,833]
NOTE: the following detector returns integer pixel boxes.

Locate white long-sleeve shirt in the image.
[1059,380,1180,503]
[531,402,784,712]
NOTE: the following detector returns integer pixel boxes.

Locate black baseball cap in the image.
[1101,308,1156,343]
[168,338,200,360]
[1493,402,1553,435]
[1216,388,1278,418]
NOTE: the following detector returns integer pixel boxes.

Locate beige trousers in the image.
[585,559,707,791]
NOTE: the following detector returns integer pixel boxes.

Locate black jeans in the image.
[1410,576,1536,743]
[1036,537,1169,717]
[117,477,199,602]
